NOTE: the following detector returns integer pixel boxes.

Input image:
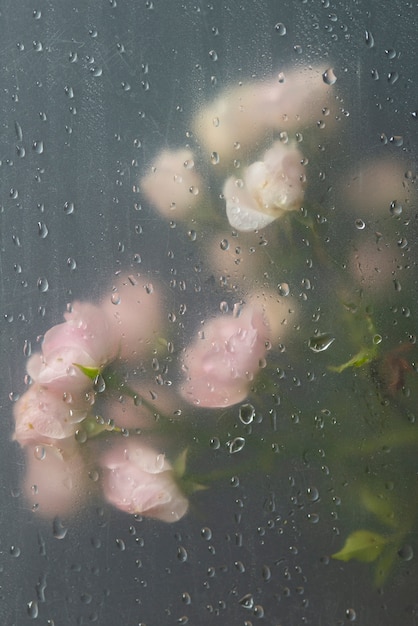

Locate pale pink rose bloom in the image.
[223,141,306,231]
[340,157,415,217]
[247,289,298,343]
[100,439,188,522]
[349,239,398,294]
[24,440,87,518]
[140,148,202,218]
[180,305,270,408]
[194,65,336,165]
[13,383,93,446]
[100,274,162,361]
[28,302,119,394]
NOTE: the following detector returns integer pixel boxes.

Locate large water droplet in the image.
[239,403,255,425]
[52,517,68,540]
[308,333,335,352]
[364,30,374,47]
[322,68,337,85]
[27,601,39,619]
[274,22,287,35]
[227,437,246,454]
[239,593,254,609]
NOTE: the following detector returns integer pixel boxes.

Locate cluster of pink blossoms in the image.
[13,272,283,521]
[15,66,335,522]
[13,276,187,521]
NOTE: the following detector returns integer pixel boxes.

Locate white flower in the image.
[223,141,306,231]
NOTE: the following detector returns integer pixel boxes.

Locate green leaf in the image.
[329,347,376,373]
[374,545,399,587]
[360,488,398,529]
[173,448,188,478]
[332,530,388,563]
[73,363,101,380]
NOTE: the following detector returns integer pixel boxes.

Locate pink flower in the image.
[23,440,87,518]
[140,148,202,219]
[28,302,119,395]
[223,141,306,231]
[100,439,188,522]
[180,304,270,408]
[193,65,336,166]
[13,383,93,446]
[100,274,162,361]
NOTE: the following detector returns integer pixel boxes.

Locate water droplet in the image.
[239,403,255,425]
[253,605,265,618]
[200,527,212,541]
[308,333,335,352]
[355,219,365,230]
[274,22,287,35]
[10,545,21,557]
[64,201,75,215]
[210,151,219,165]
[37,221,48,238]
[364,30,374,47]
[23,339,32,357]
[16,145,26,158]
[33,140,44,154]
[345,608,357,621]
[180,592,192,607]
[90,65,103,77]
[387,71,399,85]
[306,486,320,502]
[227,437,246,454]
[177,546,188,562]
[15,121,23,141]
[398,544,414,561]
[94,374,106,393]
[52,517,68,540]
[34,446,46,460]
[371,68,379,80]
[322,68,337,85]
[75,428,87,443]
[389,200,402,217]
[239,593,254,609]
[208,49,218,61]
[37,277,49,292]
[116,538,126,551]
[307,512,320,523]
[277,282,290,296]
[209,437,220,450]
[389,135,403,147]
[27,601,39,619]
[262,565,271,581]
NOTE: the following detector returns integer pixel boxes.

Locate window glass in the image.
[1,1,416,624]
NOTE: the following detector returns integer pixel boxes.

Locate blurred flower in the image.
[101,274,162,361]
[24,440,87,518]
[13,383,93,446]
[193,65,336,165]
[223,141,306,231]
[140,148,202,219]
[180,304,270,408]
[28,302,119,395]
[247,289,298,343]
[100,439,188,522]
[340,157,415,218]
[349,238,399,294]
